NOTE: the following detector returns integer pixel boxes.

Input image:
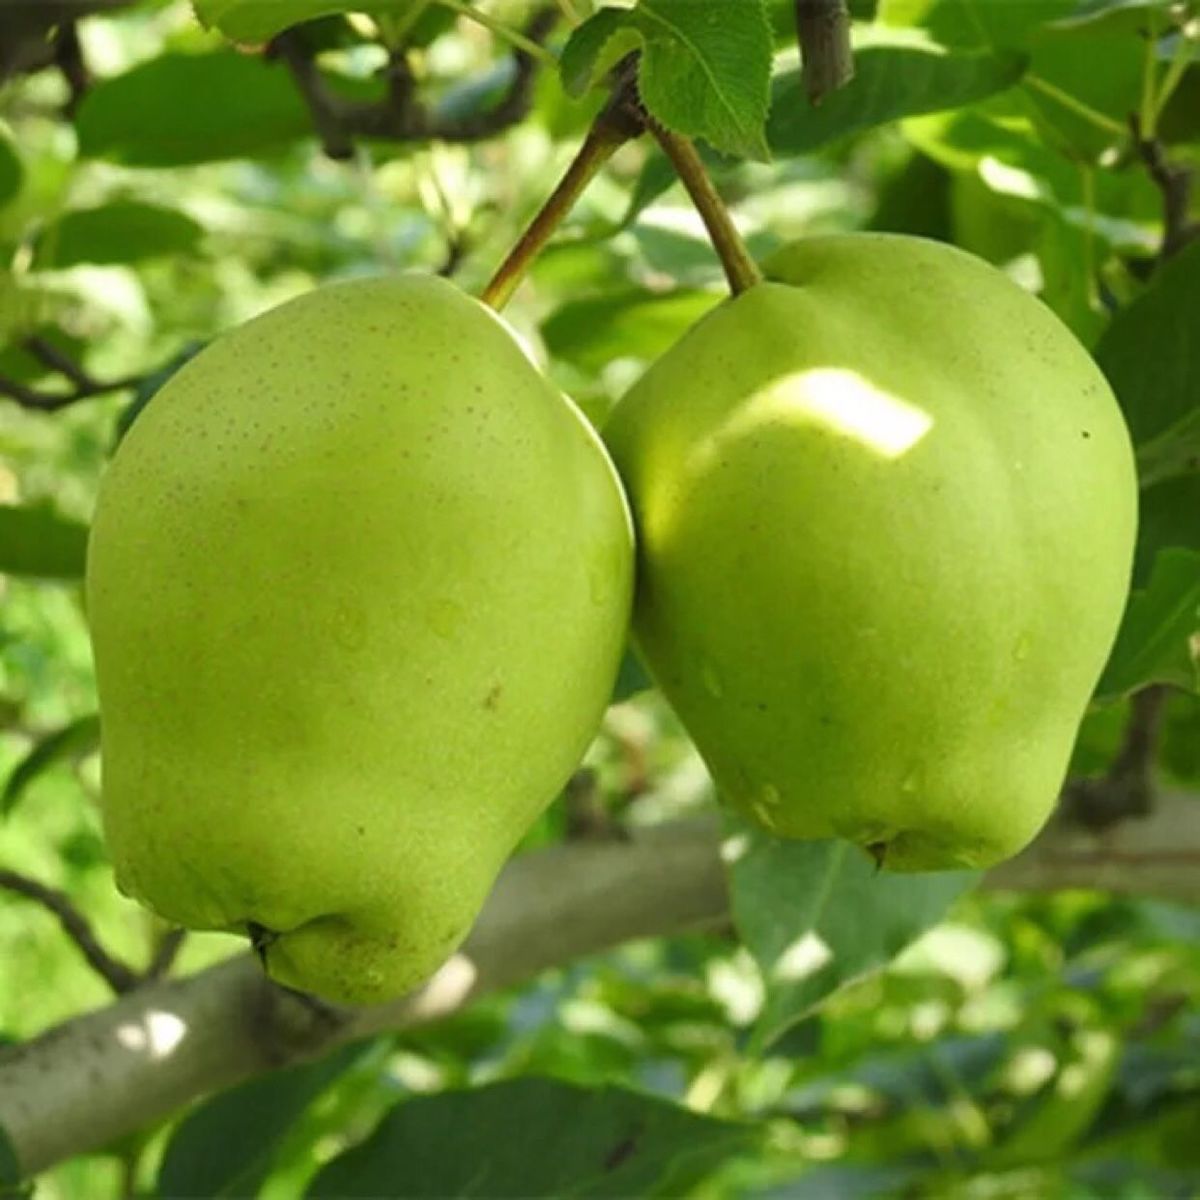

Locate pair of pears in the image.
[88,235,1137,1005]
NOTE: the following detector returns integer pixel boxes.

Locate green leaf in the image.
[1097,548,1200,699]
[1135,475,1200,585]
[75,52,314,166]
[32,202,204,269]
[1136,409,1200,492]
[158,1046,362,1198]
[611,647,654,703]
[1049,0,1190,34]
[768,40,1028,155]
[543,288,722,374]
[2,715,101,818]
[729,826,978,1047]
[307,1077,761,1198]
[0,504,89,581]
[0,1123,22,1195]
[879,0,1076,48]
[196,0,430,42]
[561,0,773,159]
[1096,240,1200,476]
[0,127,22,209]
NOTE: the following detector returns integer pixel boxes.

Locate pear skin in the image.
[604,233,1137,870]
[88,275,633,1004]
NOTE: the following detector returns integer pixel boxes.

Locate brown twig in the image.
[795,0,855,105]
[52,21,90,117]
[0,338,143,412]
[144,928,186,982]
[1061,685,1167,831]
[650,124,763,295]
[563,768,628,842]
[1129,113,1199,262]
[0,869,140,994]
[273,8,558,160]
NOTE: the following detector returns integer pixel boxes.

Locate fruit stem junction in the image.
[481,61,647,311]
[650,125,763,296]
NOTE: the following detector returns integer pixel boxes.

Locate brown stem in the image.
[651,125,762,296]
[795,0,855,105]
[481,69,647,310]
[0,869,140,994]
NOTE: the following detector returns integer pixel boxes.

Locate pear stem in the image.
[651,125,762,296]
[481,70,646,311]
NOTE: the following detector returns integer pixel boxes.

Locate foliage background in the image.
[1,0,1199,1196]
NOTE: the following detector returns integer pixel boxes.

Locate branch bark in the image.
[273,8,558,158]
[2,794,1199,1176]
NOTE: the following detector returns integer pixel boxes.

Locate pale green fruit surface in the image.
[88,274,633,1005]
[604,233,1137,871]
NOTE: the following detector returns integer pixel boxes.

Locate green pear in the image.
[87,275,633,1005]
[604,233,1137,871]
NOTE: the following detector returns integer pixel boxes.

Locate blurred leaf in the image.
[32,202,205,269]
[0,129,21,209]
[308,1077,760,1198]
[988,1029,1120,1166]
[1097,548,1200,698]
[1024,32,1143,158]
[1049,0,1191,34]
[2,715,100,818]
[196,0,429,42]
[878,0,1076,48]
[730,827,978,1047]
[768,41,1028,155]
[1135,475,1200,584]
[561,0,773,159]
[1137,410,1200,492]
[611,647,653,703]
[1096,240,1200,475]
[76,53,315,166]
[157,1045,362,1198]
[760,1163,926,1198]
[0,1123,21,1193]
[544,288,721,373]
[0,504,89,581]
[868,150,954,240]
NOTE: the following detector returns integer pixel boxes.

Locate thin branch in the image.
[52,21,90,117]
[144,928,187,982]
[273,8,558,160]
[0,373,143,412]
[0,869,139,994]
[794,0,854,105]
[1129,113,1199,261]
[1061,685,1167,831]
[651,124,763,295]
[24,336,94,389]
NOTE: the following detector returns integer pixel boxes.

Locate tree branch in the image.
[0,339,144,412]
[794,0,855,105]
[4,792,1200,1177]
[0,870,139,994]
[274,8,558,159]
